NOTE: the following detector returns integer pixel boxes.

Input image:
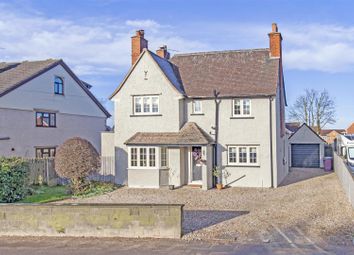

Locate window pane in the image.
[250,147,257,163]
[36,112,42,126]
[234,100,241,115]
[135,97,142,113]
[131,148,137,167]
[42,113,49,127]
[143,97,150,112]
[228,147,237,163]
[152,97,159,113]
[50,113,56,127]
[243,99,251,115]
[193,100,202,113]
[239,147,247,163]
[149,148,156,167]
[54,77,63,95]
[139,148,147,166]
[161,148,167,167]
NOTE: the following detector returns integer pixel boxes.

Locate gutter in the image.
[269,96,274,188]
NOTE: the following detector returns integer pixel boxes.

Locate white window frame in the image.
[128,146,160,169]
[232,99,252,117]
[160,147,168,168]
[192,100,203,114]
[133,96,159,115]
[227,145,259,166]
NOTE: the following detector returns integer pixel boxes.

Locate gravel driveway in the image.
[64,168,354,246]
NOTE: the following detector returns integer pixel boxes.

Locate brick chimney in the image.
[156,45,170,59]
[268,23,282,58]
[131,30,148,65]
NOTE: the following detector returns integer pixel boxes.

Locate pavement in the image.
[0,236,353,255]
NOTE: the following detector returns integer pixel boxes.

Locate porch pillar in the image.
[201,145,213,190]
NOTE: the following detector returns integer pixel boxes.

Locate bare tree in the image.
[289,89,335,133]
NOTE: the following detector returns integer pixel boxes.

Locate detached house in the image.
[102,24,288,189]
[0,59,110,157]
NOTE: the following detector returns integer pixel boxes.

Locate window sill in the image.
[127,167,159,170]
[36,126,57,128]
[226,164,260,168]
[191,113,204,116]
[230,116,254,119]
[130,114,163,117]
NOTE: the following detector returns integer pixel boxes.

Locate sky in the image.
[0,0,353,129]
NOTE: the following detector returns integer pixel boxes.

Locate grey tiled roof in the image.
[170,49,280,97]
[0,59,60,95]
[125,122,214,145]
[150,51,185,95]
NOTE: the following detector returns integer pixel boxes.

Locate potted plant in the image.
[213,166,223,190]
[213,167,230,190]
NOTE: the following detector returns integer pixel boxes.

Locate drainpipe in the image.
[269,96,274,188]
[212,90,221,186]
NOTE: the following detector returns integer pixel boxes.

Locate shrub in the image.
[55,137,100,194]
[0,157,29,202]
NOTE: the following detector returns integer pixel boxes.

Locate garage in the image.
[291,144,320,168]
[288,123,325,169]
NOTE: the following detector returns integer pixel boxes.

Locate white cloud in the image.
[282,24,354,72]
[0,5,206,78]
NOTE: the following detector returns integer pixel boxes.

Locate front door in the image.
[191,146,202,183]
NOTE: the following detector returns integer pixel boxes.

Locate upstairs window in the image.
[233,99,251,117]
[36,147,56,158]
[192,100,202,114]
[134,96,159,115]
[36,112,56,127]
[54,76,64,95]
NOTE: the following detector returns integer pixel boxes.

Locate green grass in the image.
[19,185,71,203]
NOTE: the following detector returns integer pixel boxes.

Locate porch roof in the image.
[125,122,214,146]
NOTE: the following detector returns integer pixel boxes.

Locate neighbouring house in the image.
[288,123,326,168]
[285,122,301,134]
[347,122,354,134]
[102,23,288,189]
[0,59,110,158]
[320,129,346,144]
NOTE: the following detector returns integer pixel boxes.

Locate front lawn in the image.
[19,185,71,203]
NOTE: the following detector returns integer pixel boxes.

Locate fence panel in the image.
[25,156,116,185]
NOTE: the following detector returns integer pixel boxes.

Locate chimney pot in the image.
[272,23,278,32]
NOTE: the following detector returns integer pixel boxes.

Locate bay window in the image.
[227,145,259,166]
[129,147,165,168]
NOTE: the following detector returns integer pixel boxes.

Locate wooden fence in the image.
[25,156,116,185]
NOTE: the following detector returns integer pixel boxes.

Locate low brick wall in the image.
[334,153,354,208]
[0,203,183,238]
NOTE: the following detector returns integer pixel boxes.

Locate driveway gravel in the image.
[63,168,354,246]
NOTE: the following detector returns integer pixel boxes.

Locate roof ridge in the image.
[171,48,270,58]
[0,58,60,64]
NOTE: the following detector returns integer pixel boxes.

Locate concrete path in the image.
[0,236,353,255]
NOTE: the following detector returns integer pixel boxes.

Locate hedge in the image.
[0,157,29,203]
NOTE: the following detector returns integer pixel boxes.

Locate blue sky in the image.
[0,0,353,128]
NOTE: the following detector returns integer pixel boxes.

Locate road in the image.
[0,236,353,255]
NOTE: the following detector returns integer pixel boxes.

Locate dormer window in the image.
[54,76,64,95]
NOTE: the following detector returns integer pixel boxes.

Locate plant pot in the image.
[168,185,174,190]
[216,183,223,190]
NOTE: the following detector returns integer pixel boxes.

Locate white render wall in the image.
[0,108,106,157]
[187,97,274,188]
[111,52,184,185]
[0,64,107,157]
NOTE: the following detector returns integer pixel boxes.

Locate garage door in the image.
[291,144,320,168]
